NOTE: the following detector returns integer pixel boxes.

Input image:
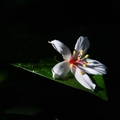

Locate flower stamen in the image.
[86,62,89,64]
[80,71,84,75]
[81,54,89,61]
[84,54,89,59]
[77,56,80,60]
[80,50,84,56]
[70,64,74,68]
[83,64,86,67]
[73,50,76,55]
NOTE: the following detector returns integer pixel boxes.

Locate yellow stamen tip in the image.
[86,62,89,64]
[80,71,84,75]
[80,50,84,55]
[84,54,89,58]
[83,64,86,67]
[73,50,76,55]
[70,64,74,68]
[78,57,80,60]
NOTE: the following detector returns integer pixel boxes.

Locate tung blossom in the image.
[48,36,107,91]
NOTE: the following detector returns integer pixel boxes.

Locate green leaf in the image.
[11,57,108,100]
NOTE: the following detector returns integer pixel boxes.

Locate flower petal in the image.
[52,61,70,78]
[71,66,96,91]
[48,40,71,61]
[74,36,90,55]
[78,59,107,75]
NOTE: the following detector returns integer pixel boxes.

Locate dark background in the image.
[0,1,120,119]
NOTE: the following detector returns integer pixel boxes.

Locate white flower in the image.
[48,36,107,91]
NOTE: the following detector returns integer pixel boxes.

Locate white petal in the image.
[71,66,96,91]
[52,61,70,78]
[74,36,90,55]
[78,59,107,75]
[48,40,71,61]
